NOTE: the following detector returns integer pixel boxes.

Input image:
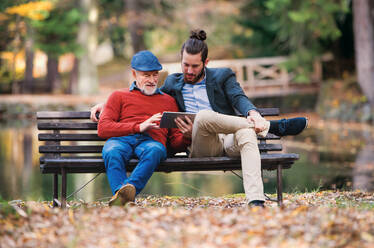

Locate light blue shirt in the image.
[182,75,212,113]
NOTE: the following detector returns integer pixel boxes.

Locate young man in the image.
[98,50,190,206]
[92,30,307,207]
[162,30,307,207]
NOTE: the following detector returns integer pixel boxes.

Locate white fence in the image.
[162,56,322,96]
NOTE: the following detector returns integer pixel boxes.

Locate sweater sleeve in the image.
[168,128,191,153]
[97,91,141,139]
[166,98,191,152]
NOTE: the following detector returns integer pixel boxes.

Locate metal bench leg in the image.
[61,168,67,208]
[277,164,283,207]
[53,173,59,207]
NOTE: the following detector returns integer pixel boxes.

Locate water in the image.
[0,118,373,202]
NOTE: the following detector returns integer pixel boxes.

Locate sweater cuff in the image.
[133,123,141,133]
[182,136,192,145]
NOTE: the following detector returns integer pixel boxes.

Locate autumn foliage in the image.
[1,191,374,247]
[5,1,53,20]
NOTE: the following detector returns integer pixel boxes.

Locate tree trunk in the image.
[24,28,34,93]
[125,0,146,53]
[68,56,79,94]
[46,55,61,93]
[11,16,21,94]
[353,0,374,109]
[353,130,374,191]
[78,0,99,95]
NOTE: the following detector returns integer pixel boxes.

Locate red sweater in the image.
[98,88,190,152]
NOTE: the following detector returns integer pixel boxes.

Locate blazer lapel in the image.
[205,68,216,110]
[174,78,186,112]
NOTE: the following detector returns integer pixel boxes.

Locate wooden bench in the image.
[37,108,299,208]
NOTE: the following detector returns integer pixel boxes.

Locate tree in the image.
[99,0,126,57]
[0,0,15,70]
[353,0,374,110]
[77,0,98,95]
[97,0,174,57]
[233,0,283,57]
[125,0,146,53]
[235,0,349,82]
[32,1,82,93]
[4,0,53,93]
[24,22,34,93]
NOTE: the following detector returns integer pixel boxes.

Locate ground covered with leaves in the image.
[1,191,374,248]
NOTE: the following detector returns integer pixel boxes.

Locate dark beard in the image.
[184,67,205,84]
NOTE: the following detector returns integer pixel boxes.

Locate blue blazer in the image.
[160,67,257,116]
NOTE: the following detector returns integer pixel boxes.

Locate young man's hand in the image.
[247,110,268,133]
[139,113,162,132]
[90,103,105,122]
[175,116,193,139]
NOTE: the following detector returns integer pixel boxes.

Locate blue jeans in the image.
[102,134,167,195]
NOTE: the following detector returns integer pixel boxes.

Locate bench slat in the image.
[38,133,105,141]
[40,162,294,173]
[37,122,281,139]
[38,122,97,130]
[38,133,280,141]
[39,143,282,153]
[40,153,299,173]
[37,111,91,119]
[257,108,279,116]
[36,108,280,120]
[40,163,294,173]
[39,145,103,153]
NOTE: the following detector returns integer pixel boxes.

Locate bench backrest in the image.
[37,108,282,160]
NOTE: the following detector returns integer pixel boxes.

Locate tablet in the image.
[159,112,196,128]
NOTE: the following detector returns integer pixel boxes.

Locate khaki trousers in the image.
[189,110,270,203]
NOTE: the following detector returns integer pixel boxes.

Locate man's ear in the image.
[132,69,137,79]
[204,58,209,67]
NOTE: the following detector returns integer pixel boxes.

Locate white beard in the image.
[141,86,157,95]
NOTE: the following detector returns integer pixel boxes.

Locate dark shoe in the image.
[269,117,308,137]
[248,200,265,208]
[108,184,136,206]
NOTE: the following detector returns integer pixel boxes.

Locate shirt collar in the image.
[129,81,163,95]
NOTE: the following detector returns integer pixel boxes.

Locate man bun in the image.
[190,29,207,41]
[181,29,208,62]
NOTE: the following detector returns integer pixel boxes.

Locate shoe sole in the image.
[108,190,122,206]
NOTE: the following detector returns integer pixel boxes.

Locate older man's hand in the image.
[90,103,105,122]
[139,113,162,132]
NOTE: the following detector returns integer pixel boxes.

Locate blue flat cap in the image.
[131,50,162,71]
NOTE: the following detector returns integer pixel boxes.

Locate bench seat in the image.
[40,153,298,174]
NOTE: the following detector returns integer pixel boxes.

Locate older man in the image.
[98,50,189,206]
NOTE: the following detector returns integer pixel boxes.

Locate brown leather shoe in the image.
[108,184,136,206]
